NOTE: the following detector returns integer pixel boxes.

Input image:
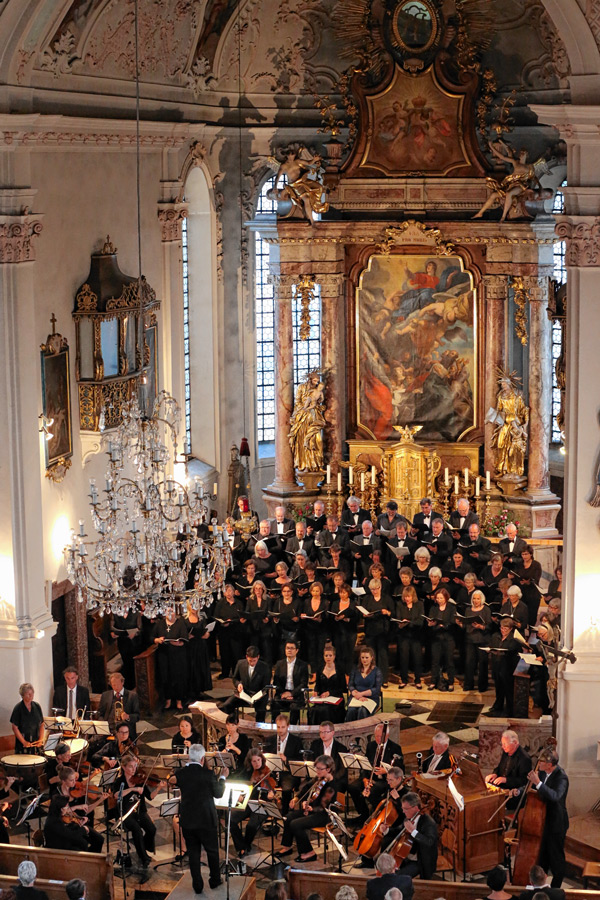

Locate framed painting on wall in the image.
[41,323,73,482]
[356,252,477,442]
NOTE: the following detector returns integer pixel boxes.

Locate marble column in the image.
[524,275,552,495]
[483,275,508,475]
[320,272,345,467]
[157,194,188,412]
[268,274,297,492]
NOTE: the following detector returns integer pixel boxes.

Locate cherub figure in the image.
[474,140,552,222]
[267,146,329,222]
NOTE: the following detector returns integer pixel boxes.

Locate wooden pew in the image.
[0,843,113,900]
[288,869,600,900]
[0,875,70,900]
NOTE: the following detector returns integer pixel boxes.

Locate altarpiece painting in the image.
[357,253,476,442]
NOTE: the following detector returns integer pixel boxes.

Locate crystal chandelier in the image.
[65,390,231,617]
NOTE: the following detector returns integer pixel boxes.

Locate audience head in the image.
[376,853,396,875]
[384,891,403,900]
[65,880,87,900]
[264,881,287,900]
[17,861,37,886]
[335,888,359,900]
[486,866,508,892]
[529,866,547,886]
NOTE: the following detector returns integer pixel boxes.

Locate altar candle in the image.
[327,465,331,484]
[475,477,481,497]
[371,465,376,485]
[464,468,469,487]
[349,466,354,485]
[486,471,491,491]
[454,475,459,495]
[444,467,449,486]
[213,482,218,496]
[361,472,365,492]
[337,472,342,492]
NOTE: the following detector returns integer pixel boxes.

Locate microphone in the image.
[117,781,125,805]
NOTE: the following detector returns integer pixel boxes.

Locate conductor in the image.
[174,743,229,894]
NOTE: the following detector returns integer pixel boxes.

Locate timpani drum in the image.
[1,754,47,780]
[44,736,89,766]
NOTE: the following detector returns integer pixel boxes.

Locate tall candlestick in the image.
[361,472,365,492]
[444,467,449,486]
[213,482,218,496]
[454,475,459,495]
[349,466,353,485]
[371,465,376,485]
[486,471,491,491]
[337,472,342,492]
[475,477,480,497]
[327,464,331,484]
[464,468,469,487]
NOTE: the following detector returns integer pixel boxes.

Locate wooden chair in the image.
[437,826,457,881]
[310,793,346,863]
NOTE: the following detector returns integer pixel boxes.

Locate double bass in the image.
[510,737,557,885]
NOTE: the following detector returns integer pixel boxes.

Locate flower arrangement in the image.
[288,501,314,523]
[482,508,529,538]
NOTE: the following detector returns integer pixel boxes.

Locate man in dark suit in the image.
[220,645,271,722]
[97,671,140,737]
[306,500,327,536]
[385,521,419,579]
[270,505,295,536]
[349,722,405,824]
[264,714,304,814]
[517,865,566,900]
[459,523,492,576]
[449,498,479,539]
[341,496,372,535]
[396,791,438,878]
[421,732,452,773]
[412,498,444,540]
[420,518,453,569]
[485,729,532,802]
[51,667,90,720]
[271,640,309,724]
[174,743,227,893]
[317,515,350,562]
[527,750,570,888]
[310,720,347,786]
[499,523,529,567]
[351,520,382,580]
[367,852,414,900]
[285,521,316,560]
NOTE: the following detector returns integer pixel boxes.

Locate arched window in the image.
[551,182,566,444]
[181,215,191,450]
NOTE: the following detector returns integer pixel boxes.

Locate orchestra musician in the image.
[356,767,408,869]
[0,770,16,843]
[485,729,531,806]
[228,748,278,857]
[348,723,404,826]
[264,714,303,816]
[393,791,438,879]
[97,672,140,737]
[278,754,337,863]
[111,754,166,875]
[46,742,74,787]
[44,795,99,853]
[217,713,251,776]
[50,766,104,852]
[310,720,347,786]
[51,667,90,721]
[10,683,44,754]
[421,732,452,774]
[92,721,138,768]
[526,748,569,888]
[171,715,201,753]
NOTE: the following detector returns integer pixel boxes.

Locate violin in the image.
[251,765,277,797]
[303,777,329,815]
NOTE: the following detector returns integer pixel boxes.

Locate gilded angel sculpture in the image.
[288,371,326,472]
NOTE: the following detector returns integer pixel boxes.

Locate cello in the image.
[510,737,557,885]
[353,784,405,857]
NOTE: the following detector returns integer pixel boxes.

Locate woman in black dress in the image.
[458,589,492,693]
[153,607,189,710]
[394,584,424,689]
[300,582,329,677]
[428,588,456,692]
[271,582,302,655]
[361,578,394,685]
[309,643,347,724]
[44,795,93,852]
[329,583,359,675]
[10,683,44,754]
[185,602,213,700]
[213,583,247,679]
[110,609,142,690]
[217,713,251,776]
[511,545,543,626]
[171,715,201,753]
[111,754,166,872]
[246,580,274,664]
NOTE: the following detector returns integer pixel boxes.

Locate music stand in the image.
[205,751,235,776]
[339,751,371,773]
[43,732,62,753]
[246,799,285,873]
[154,796,185,871]
[289,760,317,779]
[162,753,188,768]
[98,766,120,852]
[262,754,288,776]
[112,794,140,896]
[16,792,44,845]
[78,720,111,737]
[324,809,351,872]
[215,782,252,900]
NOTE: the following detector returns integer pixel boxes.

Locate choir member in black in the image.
[289,549,309,580]
[186,602,213,699]
[271,560,294,594]
[325,544,353,583]
[222,517,247,567]
[412,547,432,599]
[361,561,392,594]
[500,585,530,632]
[511,545,543,626]
[44,795,96,853]
[10,683,44,754]
[271,582,302,653]
[278,755,337,862]
[111,754,166,872]
[458,589,491,692]
[264,714,304,815]
[460,523,492,576]
[526,748,569,887]
[295,560,323,598]
[546,565,562,601]
[449,497,479,538]
[442,548,474,597]
[171,715,201,753]
[285,521,316,560]
[376,500,405,537]
[235,559,259,602]
[395,585,424,689]
[229,748,278,856]
[481,553,509,606]
[306,499,327,535]
[246,579,275,664]
[454,571,478,612]
[110,609,142,689]
[348,722,405,826]
[386,522,419,583]
[309,643,347,724]
[316,515,350,562]
[50,766,104,852]
[528,622,556,714]
[421,566,443,613]
[300,581,329,676]
[486,620,522,716]
[220,646,271,722]
[341,496,371,535]
[346,646,383,722]
[485,729,531,797]
[213,583,247,679]
[329,583,359,675]
[92,721,136,769]
[153,607,188,710]
[253,540,279,580]
[217,713,251,776]
[352,520,382,582]
[421,517,453,569]
[271,640,309,724]
[428,588,456,692]
[362,578,394,684]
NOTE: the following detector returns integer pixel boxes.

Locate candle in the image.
[454,476,459,495]
[349,466,353,485]
[337,472,342,492]
[371,465,376,485]
[464,468,469,487]
[213,482,218,496]
[361,472,365,492]
[486,471,491,491]
[475,477,481,497]
[327,465,331,484]
[79,519,85,537]
[444,467,449,486]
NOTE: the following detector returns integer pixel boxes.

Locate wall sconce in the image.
[39,414,54,441]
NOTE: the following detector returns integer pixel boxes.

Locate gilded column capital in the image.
[157,202,188,242]
[0,216,43,263]
[483,274,509,301]
[317,272,345,298]
[555,217,600,266]
[268,272,296,300]
[519,274,549,302]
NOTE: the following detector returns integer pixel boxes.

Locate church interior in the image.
[2,0,600,896]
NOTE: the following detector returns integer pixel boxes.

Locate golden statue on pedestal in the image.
[488,370,529,478]
[288,370,326,472]
[267,146,329,222]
